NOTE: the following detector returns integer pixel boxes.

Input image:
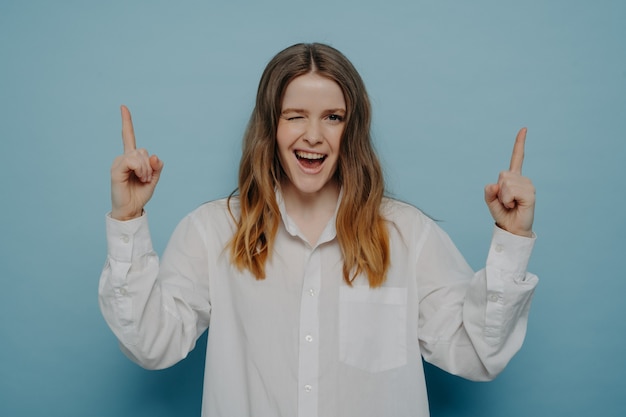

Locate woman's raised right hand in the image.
[110,105,164,221]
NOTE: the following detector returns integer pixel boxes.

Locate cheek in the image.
[275,133,292,169]
[275,127,289,152]
[326,126,344,150]
[276,124,297,148]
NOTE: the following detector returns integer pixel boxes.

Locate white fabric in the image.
[99,193,538,417]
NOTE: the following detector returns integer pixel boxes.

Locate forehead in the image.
[281,73,345,108]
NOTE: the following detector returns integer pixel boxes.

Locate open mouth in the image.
[295,150,327,169]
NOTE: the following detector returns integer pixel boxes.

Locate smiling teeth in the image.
[295,151,325,160]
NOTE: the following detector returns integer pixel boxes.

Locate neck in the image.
[281,180,339,216]
[280,180,340,245]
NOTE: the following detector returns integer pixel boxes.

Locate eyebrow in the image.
[280,108,307,115]
[280,108,346,115]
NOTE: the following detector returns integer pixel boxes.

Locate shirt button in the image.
[494,243,504,253]
[305,335,313,342]
[489,293,499,302]
[121,234,130,244]
[308,288,316,296]
[304,384,312,393]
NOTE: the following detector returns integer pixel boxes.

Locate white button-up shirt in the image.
[99,193,537,417]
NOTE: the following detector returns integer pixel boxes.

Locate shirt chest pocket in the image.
[339,286,408,373]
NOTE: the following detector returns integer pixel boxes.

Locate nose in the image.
[303,120,322,145]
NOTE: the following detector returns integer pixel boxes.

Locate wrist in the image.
[111,209,144,221]
[495,222,533,238]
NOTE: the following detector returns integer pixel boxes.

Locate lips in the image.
[295,150,326,160]
[295,150,327,171]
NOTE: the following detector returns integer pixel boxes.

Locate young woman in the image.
[100,43,537,417]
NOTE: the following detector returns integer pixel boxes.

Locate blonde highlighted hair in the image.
[228,43,389,287]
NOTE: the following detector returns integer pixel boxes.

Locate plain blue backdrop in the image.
[1,1,625,416]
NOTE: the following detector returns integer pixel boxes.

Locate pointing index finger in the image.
[120,105,136,153]
[509,127,527,174]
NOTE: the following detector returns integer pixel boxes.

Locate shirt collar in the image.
[275,187,342,247]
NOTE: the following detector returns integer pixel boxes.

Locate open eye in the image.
[327,114,344,122]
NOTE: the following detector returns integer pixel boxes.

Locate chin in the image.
[286,174,337,196]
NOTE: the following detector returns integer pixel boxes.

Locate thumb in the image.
[149,155,164,181]
[484,183,499,205]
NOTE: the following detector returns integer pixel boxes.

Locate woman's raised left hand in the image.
[484,128,536,237]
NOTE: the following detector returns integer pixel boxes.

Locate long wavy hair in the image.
[228,42,389,287]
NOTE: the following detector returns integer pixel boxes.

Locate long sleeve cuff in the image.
[105,212,154,262]
[487,226,536,282]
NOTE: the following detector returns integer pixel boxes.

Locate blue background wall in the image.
[1,1,625,416]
